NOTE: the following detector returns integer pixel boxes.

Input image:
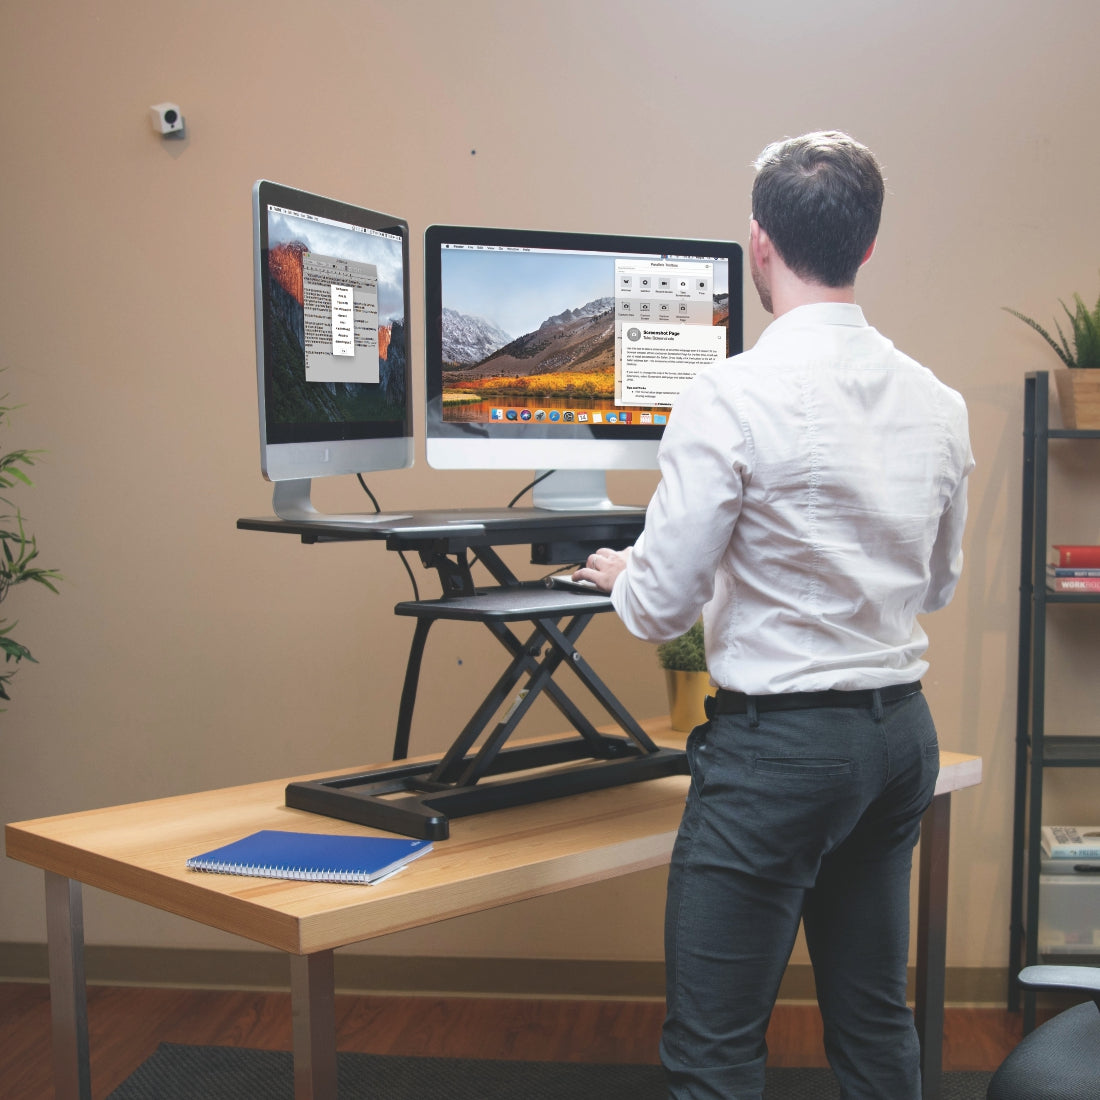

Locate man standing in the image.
[573,132,973,1099]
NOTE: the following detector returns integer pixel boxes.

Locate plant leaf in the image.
[0,626,37,665]
[1003,307,1075,367]
[1071,289,1100,367]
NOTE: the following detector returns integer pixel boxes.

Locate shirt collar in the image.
[759,302,868,341]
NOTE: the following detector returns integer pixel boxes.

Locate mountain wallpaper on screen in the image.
[267,242,405,425]
[442,297,617,400]
[441,307,513,366]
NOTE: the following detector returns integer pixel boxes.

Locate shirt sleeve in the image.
[922,478,969,612]
[611,369,748,642]
[922,402,975,613]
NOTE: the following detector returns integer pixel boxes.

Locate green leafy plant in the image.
[1004,276,1100,368]
[1,391,61,703]
[656,619,707,672]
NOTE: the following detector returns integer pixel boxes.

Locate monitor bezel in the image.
[253,180,414,485]
[422,222,743,474]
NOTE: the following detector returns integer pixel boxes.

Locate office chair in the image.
[987,965,1100,1099]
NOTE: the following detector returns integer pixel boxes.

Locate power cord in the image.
[356,473,420,601]
[507,470,555,508]
[356,473,382,513]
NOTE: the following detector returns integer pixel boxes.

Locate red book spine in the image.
[1054,544,1100,568]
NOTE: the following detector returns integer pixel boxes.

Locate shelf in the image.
[1041,736,1100,766]
[1010,371,1100,1031]
[1044,590,1100,604]
[1047,428,1100,440]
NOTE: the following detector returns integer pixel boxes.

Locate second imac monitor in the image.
[424,224,743,510]
[253,181,414,521]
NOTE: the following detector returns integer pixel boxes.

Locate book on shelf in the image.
[1047,573,1100,593]
[1047,563,1100,578]
[186,830,433,885]
[1041,825,1100,860]
[1052,544,1100,569]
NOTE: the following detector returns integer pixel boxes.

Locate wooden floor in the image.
[0,982,1026,1100]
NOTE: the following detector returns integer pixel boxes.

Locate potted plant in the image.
[656,619,710,732]
[1004,276,1100,428]
[1,388,60,703]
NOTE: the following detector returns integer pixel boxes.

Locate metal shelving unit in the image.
[1009,370,1100,1032]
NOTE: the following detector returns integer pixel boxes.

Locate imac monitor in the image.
[424,224,742,510]
[253,181,414,521]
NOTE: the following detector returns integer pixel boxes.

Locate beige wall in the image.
[3,0,1100,979]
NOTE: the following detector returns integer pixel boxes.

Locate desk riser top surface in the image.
[236,508,646,549]
[6,723,979,957]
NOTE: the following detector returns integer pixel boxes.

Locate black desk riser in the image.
[237,508,689,839]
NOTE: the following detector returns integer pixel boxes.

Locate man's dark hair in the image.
[751,131,884,288]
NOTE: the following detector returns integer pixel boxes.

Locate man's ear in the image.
[861,238,876,266]
[750,219,770,264]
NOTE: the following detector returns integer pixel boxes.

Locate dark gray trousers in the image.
[661,691,940,1100]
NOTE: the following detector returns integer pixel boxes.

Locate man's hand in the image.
[572,546,632,594]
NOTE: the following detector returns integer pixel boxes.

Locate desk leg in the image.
[290,950,337,1100]
[915,792,950,1100]
[44,872,92,1100]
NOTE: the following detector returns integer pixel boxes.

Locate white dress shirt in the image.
[611,302,974,694]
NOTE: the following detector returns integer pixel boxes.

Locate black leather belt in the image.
[708,680,922,716]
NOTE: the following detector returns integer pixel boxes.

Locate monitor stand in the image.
[271,479,410,525]
[531,469,642,512]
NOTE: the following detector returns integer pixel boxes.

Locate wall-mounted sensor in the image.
[150,103,185,137]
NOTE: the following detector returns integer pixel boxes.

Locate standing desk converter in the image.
[236,507,688,839]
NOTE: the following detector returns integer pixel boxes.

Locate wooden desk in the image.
[5,725,980,1100]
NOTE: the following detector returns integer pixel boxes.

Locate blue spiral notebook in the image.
[186,830,432,885]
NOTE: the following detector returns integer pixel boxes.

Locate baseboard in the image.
[0,943,1010,1005]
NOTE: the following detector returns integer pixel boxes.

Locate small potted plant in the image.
[1005,276,1100,428]
[656,619,710,732]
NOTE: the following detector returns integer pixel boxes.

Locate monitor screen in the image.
[252,180,413,520]
[424,224,742,508]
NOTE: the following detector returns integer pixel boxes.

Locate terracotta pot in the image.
[1053,369,1100,429]
[663,668,711,732]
